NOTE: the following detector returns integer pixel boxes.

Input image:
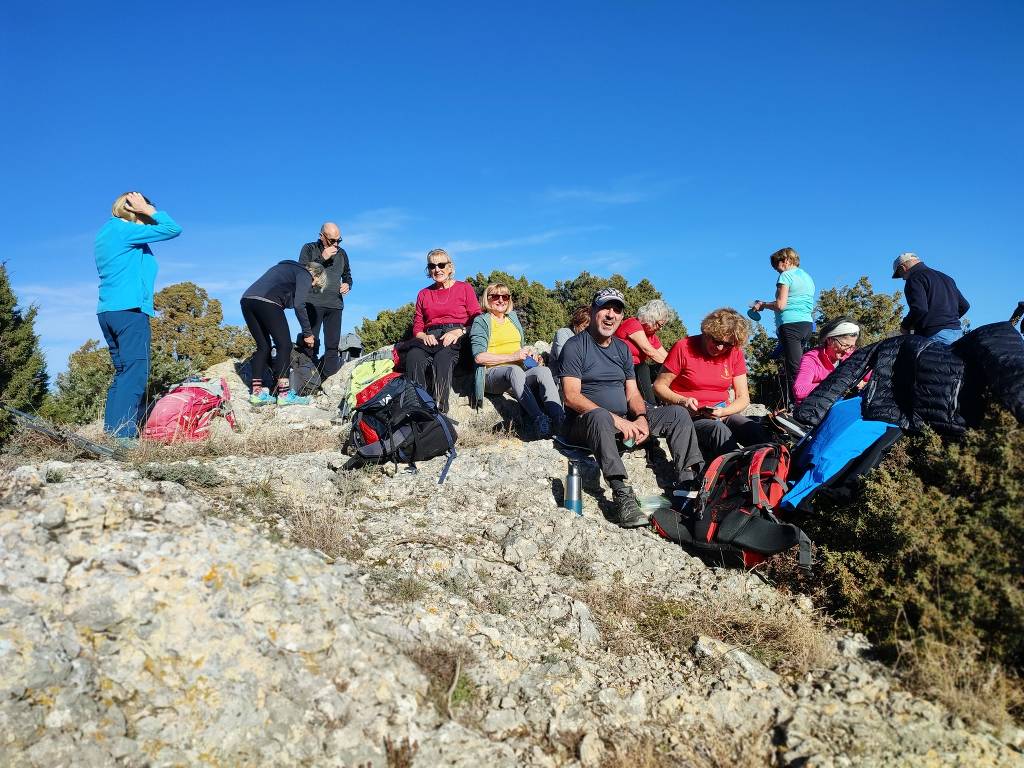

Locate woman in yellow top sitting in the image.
[469,282,564,439]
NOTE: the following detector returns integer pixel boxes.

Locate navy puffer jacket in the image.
[794,322,1024,437]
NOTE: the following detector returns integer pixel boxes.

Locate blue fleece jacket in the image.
[95,211,182,316]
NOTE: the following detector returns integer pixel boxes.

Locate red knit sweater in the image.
[412,281,482,335]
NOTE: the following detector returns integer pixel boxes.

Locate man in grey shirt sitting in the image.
[559,288,704,528]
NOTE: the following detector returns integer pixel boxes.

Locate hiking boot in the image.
[532,414,552,440]
[277,391,311,406]
[249,390,275,407]
[610,485,649,528]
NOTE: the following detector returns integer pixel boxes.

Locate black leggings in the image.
[241,298,292,389]
[778,321,813,401]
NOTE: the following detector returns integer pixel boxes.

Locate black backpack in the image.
[651,443,813,569]
[290,341,323,396]
[343,377,458,483]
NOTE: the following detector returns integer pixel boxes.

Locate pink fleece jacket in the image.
[412,281,482,335]
[793,347,838,404]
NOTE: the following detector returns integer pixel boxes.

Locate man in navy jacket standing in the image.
[299,222,353,378]
[893,252,970,345]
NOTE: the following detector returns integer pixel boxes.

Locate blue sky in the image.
[2,1,1022,375]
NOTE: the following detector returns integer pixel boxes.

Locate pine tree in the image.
[0,263,49,442]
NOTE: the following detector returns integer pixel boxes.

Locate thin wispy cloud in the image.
[544,175,686,206]
[14,282,102,372]
[555,250,639,273]
[446,226,604,254]
[545,188,649,205]
[342,207,412,249]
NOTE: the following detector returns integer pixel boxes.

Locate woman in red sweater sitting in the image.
[403,248,482,413]
[653,308,770,459]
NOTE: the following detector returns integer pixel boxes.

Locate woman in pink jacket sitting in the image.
[793,318,861,404]
[403,248,482,413]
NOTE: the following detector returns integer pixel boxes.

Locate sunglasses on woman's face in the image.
[428,261,450,271]
[488,292,511,301]
[708,335,733,349]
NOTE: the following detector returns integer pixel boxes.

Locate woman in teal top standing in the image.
[94,191,182,440]
[752,246,815,402]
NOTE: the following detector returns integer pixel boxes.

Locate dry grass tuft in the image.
[238,476,280,516]
[383,736,417,768]
[287,469,373,560]
[902,637,1024,727]
[599,730,770,768]
[494,486,517,515]
[407,643,478,720]
[125,425,342,461]
[454,408,518,448]
[1,430,95,469]
[556,548,595,582]
[583,587,835,677]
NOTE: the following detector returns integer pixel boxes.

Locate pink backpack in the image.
[142,378,237,443]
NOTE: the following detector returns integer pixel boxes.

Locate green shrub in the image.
[41,340,114,425]
[138,461,224,489]
[808,408,1023,671]
[0,263,48,443]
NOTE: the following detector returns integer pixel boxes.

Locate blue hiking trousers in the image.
[98,309,151,438]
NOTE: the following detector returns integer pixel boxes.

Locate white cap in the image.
[892,252,917,278]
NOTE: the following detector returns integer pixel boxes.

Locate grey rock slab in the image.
[694,634,783,689]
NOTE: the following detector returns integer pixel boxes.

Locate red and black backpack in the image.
[342,376,458,483]
[651,442,812,569]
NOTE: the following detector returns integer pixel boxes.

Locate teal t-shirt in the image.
[775,267,815,327]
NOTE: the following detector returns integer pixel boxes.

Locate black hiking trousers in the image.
[402,326,465,413]
[305,304,343,378]
[563,404,704,485]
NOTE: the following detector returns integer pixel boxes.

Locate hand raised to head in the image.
[125,192,156,217]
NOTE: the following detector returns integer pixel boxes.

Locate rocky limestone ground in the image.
[2,362,1023,767]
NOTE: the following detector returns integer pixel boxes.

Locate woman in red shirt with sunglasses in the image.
[403,248,481,413]
[654,307,770,458]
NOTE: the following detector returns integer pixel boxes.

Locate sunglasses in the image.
[321,234,342,245]
[427,261,450,271]
[488,292,511,301]
[707,335,734,349]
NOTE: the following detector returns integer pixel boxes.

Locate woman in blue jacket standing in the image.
[94,191,182,440]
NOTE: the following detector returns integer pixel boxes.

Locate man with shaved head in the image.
[299,222,353,377]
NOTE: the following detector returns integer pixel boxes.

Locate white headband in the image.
[825,322,860,339]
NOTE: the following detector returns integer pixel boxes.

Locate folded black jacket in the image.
[794,322,1024,437]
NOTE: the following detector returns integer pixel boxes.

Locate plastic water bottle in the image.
[565,461,583,516]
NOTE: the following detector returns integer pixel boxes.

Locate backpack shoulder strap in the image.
[748,443,790,509]
[698,449,745,503]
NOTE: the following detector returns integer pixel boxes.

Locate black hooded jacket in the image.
[794,322,1024,437]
